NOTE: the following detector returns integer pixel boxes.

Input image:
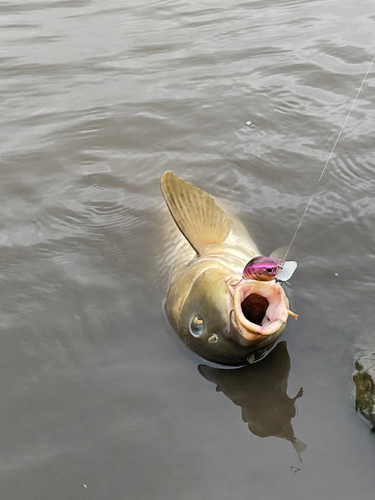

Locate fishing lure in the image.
[243,256,281,281]
[243,256,297,283]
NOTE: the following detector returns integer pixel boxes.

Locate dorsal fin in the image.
[160,171,231,255]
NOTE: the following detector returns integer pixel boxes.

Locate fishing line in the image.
[283,57,375,260]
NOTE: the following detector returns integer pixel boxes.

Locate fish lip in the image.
[231,279,289,342]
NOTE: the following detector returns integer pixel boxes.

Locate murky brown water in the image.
[1,0,375,498]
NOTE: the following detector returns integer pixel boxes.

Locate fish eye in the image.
[266,268,273,273]
[190,315,205,337]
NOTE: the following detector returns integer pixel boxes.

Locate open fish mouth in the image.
[227,279,297,342]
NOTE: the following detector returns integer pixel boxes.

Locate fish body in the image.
[161,171,297,365]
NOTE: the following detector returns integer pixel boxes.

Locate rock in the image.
[353,352,375,430]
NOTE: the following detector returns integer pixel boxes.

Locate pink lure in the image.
[243,256,284,281]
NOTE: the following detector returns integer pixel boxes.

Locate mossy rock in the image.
[353,352,375,430]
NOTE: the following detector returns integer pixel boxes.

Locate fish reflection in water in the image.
[198,342,306,457]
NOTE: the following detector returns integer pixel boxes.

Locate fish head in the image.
[165,260,292,365]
